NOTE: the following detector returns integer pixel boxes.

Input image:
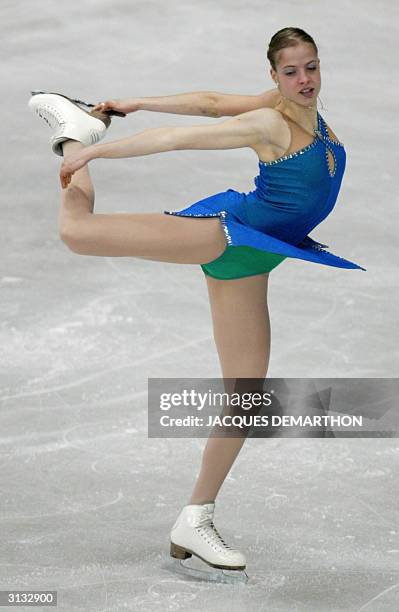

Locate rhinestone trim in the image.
[219,210,232,245]
[163,210,363,267]
[325,143,337,178]
[303,240,354,263]
[319,116,344,147]
[259,111,322,167]
[310,243,326,252]
[258,138,318,167]
[258,113,344,178]
[164,209,233,245]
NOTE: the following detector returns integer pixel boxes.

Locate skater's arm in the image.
[87,108,275,161]
[93,88,280,117]
[212,88,281,116]
[60,108,277,187]
[135,91,219,117]
[94,92,219,117]
[134,88,280,117]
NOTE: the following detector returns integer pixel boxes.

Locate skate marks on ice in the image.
[173,555,249,584]
[168,555,287,589]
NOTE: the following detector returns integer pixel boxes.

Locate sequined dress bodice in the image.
[163,109,365,275]
[245,111,347,244]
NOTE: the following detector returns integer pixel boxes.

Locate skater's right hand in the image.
[60,150,91,189]
[92,98,139,114]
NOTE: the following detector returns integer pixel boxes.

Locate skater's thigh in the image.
[103,213,227,263]
[205,273,270,379]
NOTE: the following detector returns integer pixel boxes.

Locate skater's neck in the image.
[274,95,318,133]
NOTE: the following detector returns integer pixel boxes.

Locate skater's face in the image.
[270,42,321,106]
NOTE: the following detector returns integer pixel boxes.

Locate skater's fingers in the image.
[94,101,111,111]
[59,152,89,188]
[60,172,67,189]
[60,167,73,189]
[63,173,72,189]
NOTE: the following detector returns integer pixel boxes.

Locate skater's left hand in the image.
[60,150,91,189]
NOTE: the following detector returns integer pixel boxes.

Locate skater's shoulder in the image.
[236,107,287,137]
[236,106,283,125]
[234,107,288,149]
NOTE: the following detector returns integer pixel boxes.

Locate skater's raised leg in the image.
[28,93,228,265]
[58,139,228,263]
[59,141,95,225]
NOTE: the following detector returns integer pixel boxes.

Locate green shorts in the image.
[201,245,287,280]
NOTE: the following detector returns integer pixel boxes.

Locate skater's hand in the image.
[60,150,90,189]
[93,98,138,114]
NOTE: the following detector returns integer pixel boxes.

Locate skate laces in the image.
[196,509,233,552]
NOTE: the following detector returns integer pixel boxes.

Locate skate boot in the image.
[29,91,127,117]
[28,92,112,157]
[170,503,246,571]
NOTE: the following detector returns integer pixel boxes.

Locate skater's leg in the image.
[59,141,226,263]
[59,141,95,225]
[189,272,270,505]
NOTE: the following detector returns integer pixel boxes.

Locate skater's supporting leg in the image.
[189,272,270,505]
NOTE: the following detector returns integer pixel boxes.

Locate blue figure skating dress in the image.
[164,110,366,280]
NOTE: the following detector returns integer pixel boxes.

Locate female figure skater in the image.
[28,27,365,573]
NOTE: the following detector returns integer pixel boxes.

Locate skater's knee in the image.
[59,221,85,254]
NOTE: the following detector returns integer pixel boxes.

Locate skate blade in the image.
[175,556,249,584]
[29,90,126,117]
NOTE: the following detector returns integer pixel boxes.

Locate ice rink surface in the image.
[1,0,398,610]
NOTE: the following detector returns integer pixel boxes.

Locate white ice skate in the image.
[170,503,247,575]
[28,92,112,157]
